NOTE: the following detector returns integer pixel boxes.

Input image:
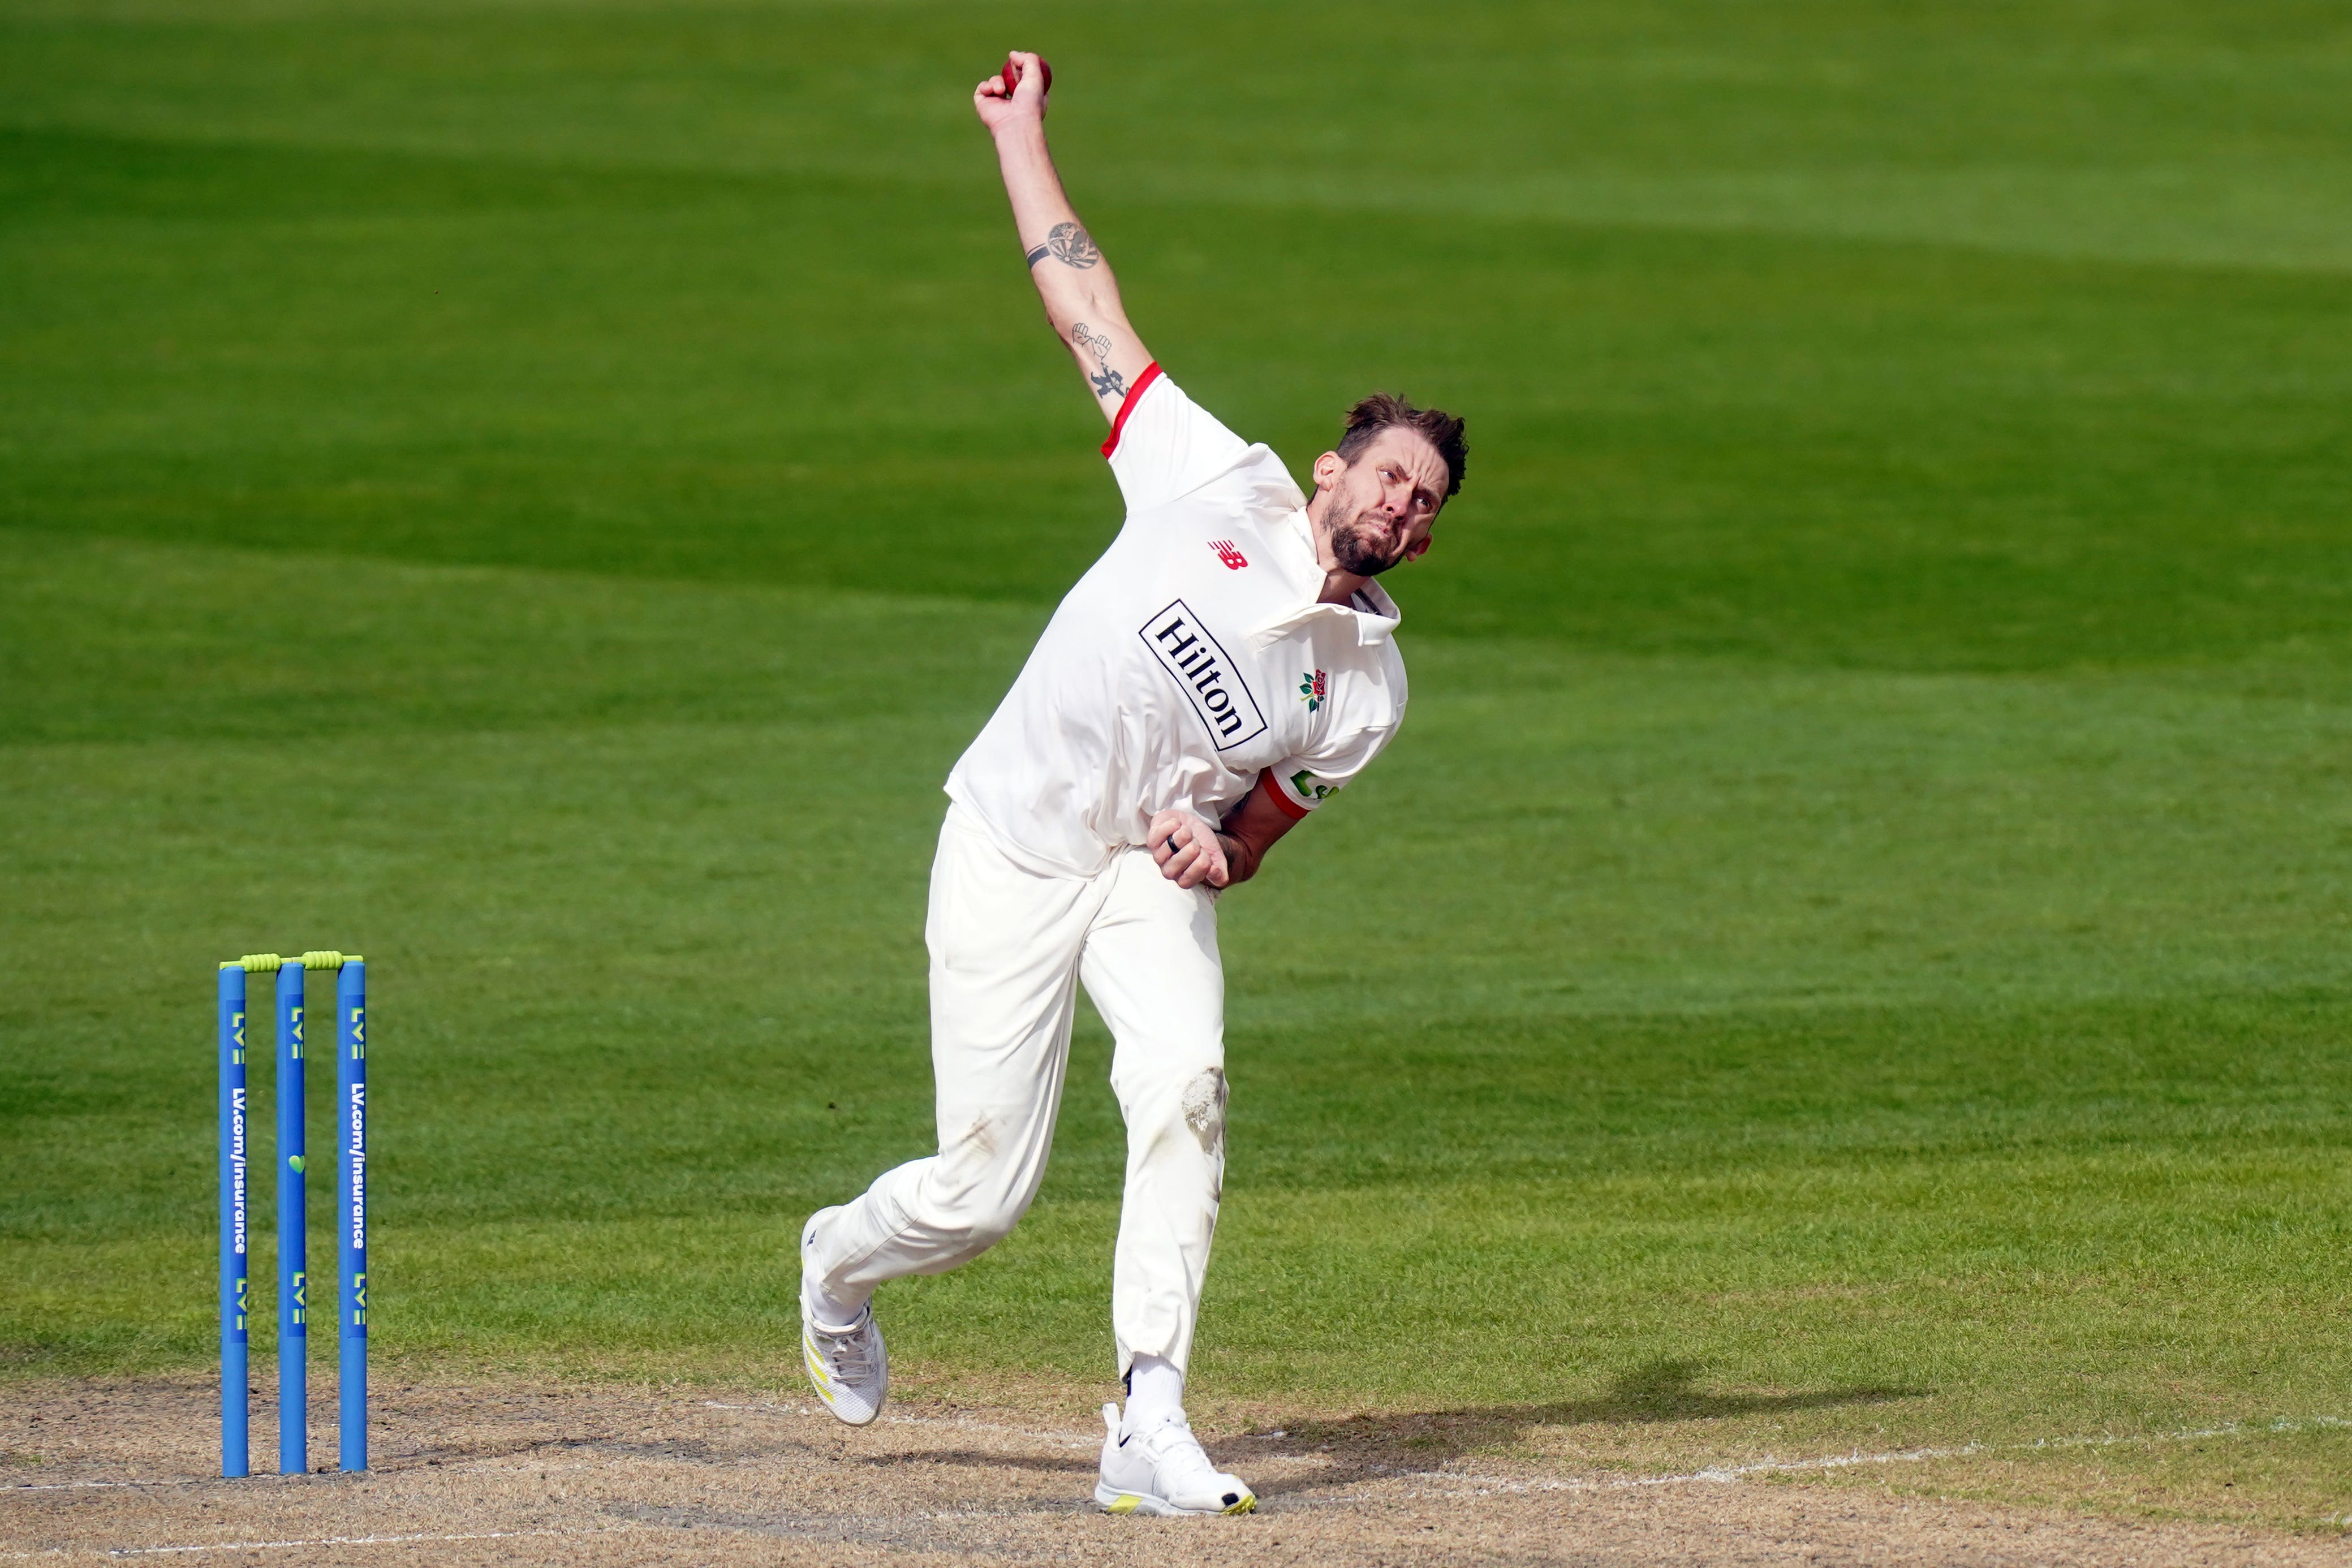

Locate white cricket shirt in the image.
[945,365,1409,878]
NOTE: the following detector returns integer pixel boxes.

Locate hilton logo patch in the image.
[1140,601,1267,751]
[1208,540,1248,570]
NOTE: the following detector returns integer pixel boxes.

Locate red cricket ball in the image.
[1000,57,1052,97]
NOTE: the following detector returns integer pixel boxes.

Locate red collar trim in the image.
[1100,361,1165,458]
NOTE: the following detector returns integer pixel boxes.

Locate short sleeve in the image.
[1103,367,1251,514]
[1260,720,1399,821]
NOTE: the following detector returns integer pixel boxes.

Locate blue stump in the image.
[337,959,368,1472]
[217,966,249,1478]
[275,962,307,1476]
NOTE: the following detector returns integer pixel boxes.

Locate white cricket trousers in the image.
[804,803,1230,1377]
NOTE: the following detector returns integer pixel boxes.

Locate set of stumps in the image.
[216,951,367,1476]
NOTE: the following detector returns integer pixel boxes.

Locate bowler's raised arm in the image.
[973,53,1157,424]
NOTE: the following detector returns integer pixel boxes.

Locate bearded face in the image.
[1327,501,1407,577]
[1308,425,1449,585]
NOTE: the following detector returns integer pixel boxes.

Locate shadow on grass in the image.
[1236,1358,1928,1494]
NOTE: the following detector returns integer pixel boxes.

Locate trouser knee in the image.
[912,1115,1040,1255]
[1123,1063,1230,1168]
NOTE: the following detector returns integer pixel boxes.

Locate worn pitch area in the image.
[2,1380,2340,1566]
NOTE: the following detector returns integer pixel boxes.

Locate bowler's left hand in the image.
[1148,809,1231,889]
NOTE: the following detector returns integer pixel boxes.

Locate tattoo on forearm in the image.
[1071,321,1125,399]
[1046,222,1101,268]
[1024,243,1050,268]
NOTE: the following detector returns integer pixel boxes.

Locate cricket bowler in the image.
[798,51,1468,1517]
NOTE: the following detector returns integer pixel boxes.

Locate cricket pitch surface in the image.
[4,1379,2341,1566]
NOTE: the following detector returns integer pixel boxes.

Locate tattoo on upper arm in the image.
[1070,322,1113,363]
[1089,364,1128,402]
[1046,222,1101,268]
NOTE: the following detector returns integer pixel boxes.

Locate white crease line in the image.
[4,1481,200,1493]
[1385,1446,1976,1494]
[1385,1414,2352,1496]
[84,1527,637,1558]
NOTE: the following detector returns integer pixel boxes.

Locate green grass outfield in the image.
[6,0,2352,1530]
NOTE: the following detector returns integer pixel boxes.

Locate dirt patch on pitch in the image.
[2,1377,2344,1565]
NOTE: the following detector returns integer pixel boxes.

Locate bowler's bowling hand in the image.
[1148,808,1231,890]
[973,50,1048,133]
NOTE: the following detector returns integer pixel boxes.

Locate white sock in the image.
[1123,1354,1184,1429]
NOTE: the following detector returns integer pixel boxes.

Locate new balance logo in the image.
[1208,540,1248,570]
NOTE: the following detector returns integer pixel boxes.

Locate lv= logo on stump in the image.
[216,950,368,1477]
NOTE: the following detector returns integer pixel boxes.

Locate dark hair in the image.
[1336,393,1468,501]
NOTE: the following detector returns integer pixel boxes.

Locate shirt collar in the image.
[1251,510,1402,647]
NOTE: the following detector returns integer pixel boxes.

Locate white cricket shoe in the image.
[800,1211,887,1426]
[1094,1402,1257,1515]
